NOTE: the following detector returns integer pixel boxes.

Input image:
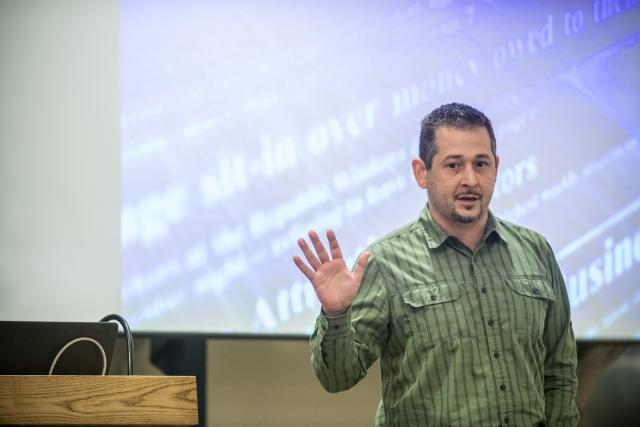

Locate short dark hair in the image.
[419,102,496,169]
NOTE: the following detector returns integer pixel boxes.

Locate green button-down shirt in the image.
[310,206,579,426]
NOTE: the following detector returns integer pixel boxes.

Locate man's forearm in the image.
[310,310,368,392]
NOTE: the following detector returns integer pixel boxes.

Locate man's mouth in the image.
[455,194,481,207]
[456,194,480,201]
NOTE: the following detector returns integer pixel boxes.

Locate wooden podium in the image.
[0,375,198,426]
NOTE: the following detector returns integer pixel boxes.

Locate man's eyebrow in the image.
[441,154,463,161]
[441,154,492,161]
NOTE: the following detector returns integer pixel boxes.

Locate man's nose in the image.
[460,165,478,187]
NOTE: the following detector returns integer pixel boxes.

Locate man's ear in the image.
[412,158,427,189]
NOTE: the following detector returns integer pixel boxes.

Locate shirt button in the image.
[504,416,510,424]
[481,287,487,294]
[488,319,495,327]
[533,288,540,295]
[430,295,437,301]
[493,352,500,359]
[333,325,339,330]
[500,384,506,391]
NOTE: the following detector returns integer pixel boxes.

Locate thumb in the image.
[352,251,371,283]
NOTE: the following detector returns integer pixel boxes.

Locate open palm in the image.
[293,230,370,316]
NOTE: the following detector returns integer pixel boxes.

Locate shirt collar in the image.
[419,205,449,249]
[485,210,509,245]
[419,204,509,248]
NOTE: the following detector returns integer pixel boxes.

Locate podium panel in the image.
[0,375,198,426]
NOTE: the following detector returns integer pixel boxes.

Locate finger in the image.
[326,229,344,261]
[309,230,330,263]
[292,256,317,285]
[297,238,321,271]
[352,251,371,282]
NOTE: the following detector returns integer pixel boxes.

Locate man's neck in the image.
[429,208,488,252]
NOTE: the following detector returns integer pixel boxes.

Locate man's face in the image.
[414,125,499,227]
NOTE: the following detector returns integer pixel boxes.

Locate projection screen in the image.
[120,0,640,337]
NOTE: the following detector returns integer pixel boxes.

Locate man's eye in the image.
[476,161,488,167]
[446,163,459,169]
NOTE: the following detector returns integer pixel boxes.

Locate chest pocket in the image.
[401,283,465,349]
[504,277,555,339]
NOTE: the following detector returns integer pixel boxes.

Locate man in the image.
[293,103,579,426]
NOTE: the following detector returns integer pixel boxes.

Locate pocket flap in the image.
[505,277,555,301]
[402,283,461,307]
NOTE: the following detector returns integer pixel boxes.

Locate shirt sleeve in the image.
[309,254,390,392]
[542,240,580,426]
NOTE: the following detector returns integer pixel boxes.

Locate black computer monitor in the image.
[0,321,118,375]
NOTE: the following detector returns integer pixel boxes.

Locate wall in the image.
[0,0,120,319]
[206,339,380,426]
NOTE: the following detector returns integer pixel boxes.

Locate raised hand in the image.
[293,229,370,316]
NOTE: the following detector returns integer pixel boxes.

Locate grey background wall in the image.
[0,0,120,320]
[1,2,638,426]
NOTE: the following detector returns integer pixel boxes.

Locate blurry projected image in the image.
[121,0,640,337]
